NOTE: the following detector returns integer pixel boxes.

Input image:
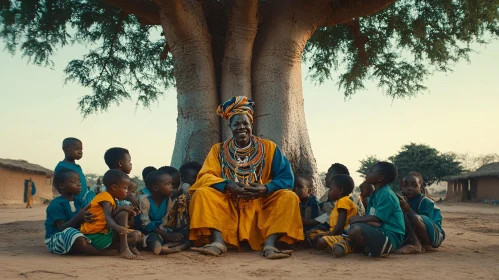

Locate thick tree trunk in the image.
[155,0,220,167]
[220,0,258,140]
[252,3,325,195]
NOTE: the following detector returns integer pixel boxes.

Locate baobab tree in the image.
[1,0,498,194]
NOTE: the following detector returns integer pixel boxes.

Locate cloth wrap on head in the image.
[216,96,255,123]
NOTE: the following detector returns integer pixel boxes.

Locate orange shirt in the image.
[329,196,358,231]
[80,191,116,234]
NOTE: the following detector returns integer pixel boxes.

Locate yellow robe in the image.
[189,139,304,250]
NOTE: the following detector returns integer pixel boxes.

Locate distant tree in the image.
[85,173,102,187]
[389,143,463,191]
[457,153,499,172]
[357,155,382,178]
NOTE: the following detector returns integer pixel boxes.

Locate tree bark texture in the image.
[110,0,396,195]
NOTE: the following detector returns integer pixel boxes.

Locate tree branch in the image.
[323,0,396,27]
[105,0,161,25]
[344,18,369,66]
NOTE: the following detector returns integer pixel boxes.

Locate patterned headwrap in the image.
[216,96,255,123]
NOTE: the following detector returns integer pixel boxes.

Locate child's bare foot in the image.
[130,246,141,256]
[119,247,137,259]
[170,242,191,251]
[149,241,162,255]
[101,249,119,256]
[161,244,181,255]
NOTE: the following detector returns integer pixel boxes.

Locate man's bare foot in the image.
[261,246,292,260]
[191,242,226,256]
[119,247,137,259]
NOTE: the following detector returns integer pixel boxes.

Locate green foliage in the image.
[1,0,498,115]
[357,155,382,178]
[0,0,175,116]
[304,0,499,99]
[388,143,464,190]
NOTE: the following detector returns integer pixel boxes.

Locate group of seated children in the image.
[45,137,202,259]
[294,162,445,258]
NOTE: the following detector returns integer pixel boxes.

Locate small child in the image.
[80,170,142,259]
[318,163,350,216]
[293,174,320,233]
[103,147,139,209]
[24,179,36,208]
[117,179,138,207]
[316,174,358,256]
[398,172,444,253]
[158,166,181,196]
[137,166,157,196]
[54,137,88,200]
[178,161,202,197]
[139,171,186,255]
[44,168,115,256]
[347,162,405,258]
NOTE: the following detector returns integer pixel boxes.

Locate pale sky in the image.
[0,40,498,185]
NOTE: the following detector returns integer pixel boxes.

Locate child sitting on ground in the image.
[54,137,88,201]
[316,174,358,256]
[137,166,157,196]
[317,163,350,222]
[103,147,140,210]
[45,168,115,256]
[347,162,405,258]
[397,172,445,253]
[158,166,181,198]
[293,174,321,234]
[80,169,142,259]
[139,171,187,255]
[178,161,202,197]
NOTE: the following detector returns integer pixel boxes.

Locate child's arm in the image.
[153,228,183,242]
[329,209,347,236]
[349,215,382,225]
[100,201,128,235]
[55,205,93,231]
[112,205,137,217]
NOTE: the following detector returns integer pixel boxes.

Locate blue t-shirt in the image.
[408,193,443,232]
[54,161,88,200]
[44,196,84,239]
[367,185,405,249]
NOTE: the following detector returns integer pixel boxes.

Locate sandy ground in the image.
[1,203,498,280]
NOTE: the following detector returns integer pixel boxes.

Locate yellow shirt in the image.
[80,191,116,234]
[329,196,358,231]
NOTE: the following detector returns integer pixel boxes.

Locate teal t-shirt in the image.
[367,185,405,249]
[54,161,88,200]
[408,193,443,231]
[44,196,84,239]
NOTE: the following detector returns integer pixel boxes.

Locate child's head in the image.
[325,163,350,187]
[128,179,138,197]
[365,161,398,186]
[145,171,174,197]
[103,169,130,200]
[327,174,355,201]
[62,137,83,161]
[142,166,157,181]
[53,168,81,196]
[293,174,314,201]
[104,147,132,174]
[401,173,423,199]
[179,161,202,186]
[157,166,180,189]
[359,181,375,198]
[409,171,427,194]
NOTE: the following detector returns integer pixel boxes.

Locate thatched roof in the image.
[444,162,499,181]
[0,158,54,177]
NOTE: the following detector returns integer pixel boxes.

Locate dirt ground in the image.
[1,203,498,280]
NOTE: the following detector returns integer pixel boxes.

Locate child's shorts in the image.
[351,223,392,257]
[45,228,88,255]
[421,216,445,248]
[84,229,114,250]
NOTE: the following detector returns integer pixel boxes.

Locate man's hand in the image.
[239,183,268,200]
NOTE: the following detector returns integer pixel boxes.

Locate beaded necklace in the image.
[220,135,265,184]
